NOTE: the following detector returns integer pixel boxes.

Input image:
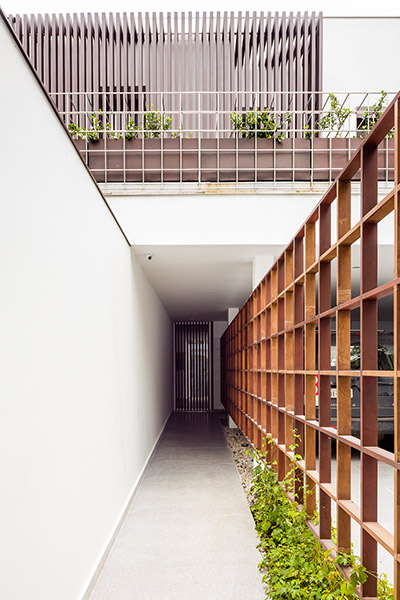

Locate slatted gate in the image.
[174,322,213,412]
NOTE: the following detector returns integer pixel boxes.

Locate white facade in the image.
[0,17,172,600]
[323,17,400,92]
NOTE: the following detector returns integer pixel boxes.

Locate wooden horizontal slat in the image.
[338,500,361,524]
[320,245,337,262]
[363,522,394,555]
[363,190,394,224]
[320,482,336,501]
[338,222,361,246]
[362,370,394,377]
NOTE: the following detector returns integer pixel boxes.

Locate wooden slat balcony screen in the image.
[8,11,322,118]
[221,92,400,598]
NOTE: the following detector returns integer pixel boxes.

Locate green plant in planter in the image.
[68,111,120,142]
[358,90,394,138]
[68,109,179,141]
[67,122,86,139]
[142,107,174,138]
[317,93,352,138]
[125,117,139,140]
[231,108,291,141]
[303,123,317,139]
[250,436,393,599]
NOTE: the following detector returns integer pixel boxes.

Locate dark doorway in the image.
[174,322,213,412]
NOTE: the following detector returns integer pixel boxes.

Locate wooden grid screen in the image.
[221,92,400,599]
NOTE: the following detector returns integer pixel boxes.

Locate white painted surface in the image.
[252,255,275,289]
[0,18,172,600]
[227,308,239,324]
[323,18,400,92]
[129,181,392,321]
[228,415,237,429]
[133,244,286,320]
[106,192,321,246]
[105,182,393,323]
[213,321,228,410]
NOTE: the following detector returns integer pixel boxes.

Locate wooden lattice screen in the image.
[221,93,400,599]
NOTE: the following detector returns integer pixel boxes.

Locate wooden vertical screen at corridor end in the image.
[221,92,400,599]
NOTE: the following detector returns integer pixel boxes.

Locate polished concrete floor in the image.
[89,413,266,600]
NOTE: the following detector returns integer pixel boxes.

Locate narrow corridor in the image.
[89,413,265,600]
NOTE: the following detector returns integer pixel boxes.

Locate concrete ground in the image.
[89,412,266,600]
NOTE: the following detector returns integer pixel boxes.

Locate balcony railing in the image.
[51,91,397,184]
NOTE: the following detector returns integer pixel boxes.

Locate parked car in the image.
[319,332,394,440]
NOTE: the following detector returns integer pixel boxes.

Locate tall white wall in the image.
[0,16,172,600]
[323,17,400,92]
[213,321,228,410]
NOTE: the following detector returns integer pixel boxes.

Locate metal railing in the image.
[221,92,400,597]
[50,91,397,184]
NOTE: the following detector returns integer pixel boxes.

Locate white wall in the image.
[227,308,239,324]
[252,254,275,288]
[323,17,400,92]
[0,16,172,600]
[213,321,228,410]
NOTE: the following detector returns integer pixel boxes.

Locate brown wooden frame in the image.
[221,92,400,599]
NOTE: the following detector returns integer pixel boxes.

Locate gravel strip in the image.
[221,423,255,506]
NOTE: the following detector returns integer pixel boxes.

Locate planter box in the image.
[275,139,310,181]
[312,138,364,181]
[312,137,394,182]
[74,138,200,183]
[162,138,199,182]
[200,139,218,182]
[72,137,395,184]
[201,139,265,182]
[73,138,123,183]
[200,138,311,182]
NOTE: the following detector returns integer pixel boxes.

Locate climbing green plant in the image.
[317,93,352,138]
[231,108,291,141]
[358,90,394,138]
[249,436,394,599]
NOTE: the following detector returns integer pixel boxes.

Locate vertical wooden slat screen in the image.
[221,93,400,599]
[9,11,323,126]
[175,322,212,413]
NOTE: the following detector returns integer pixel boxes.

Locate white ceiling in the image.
[133,244,284,321]
[133,243,396,322]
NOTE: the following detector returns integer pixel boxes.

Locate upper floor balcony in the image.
[55,90,396,186]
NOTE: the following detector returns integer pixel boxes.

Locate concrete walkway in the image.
[90,413,266,600]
